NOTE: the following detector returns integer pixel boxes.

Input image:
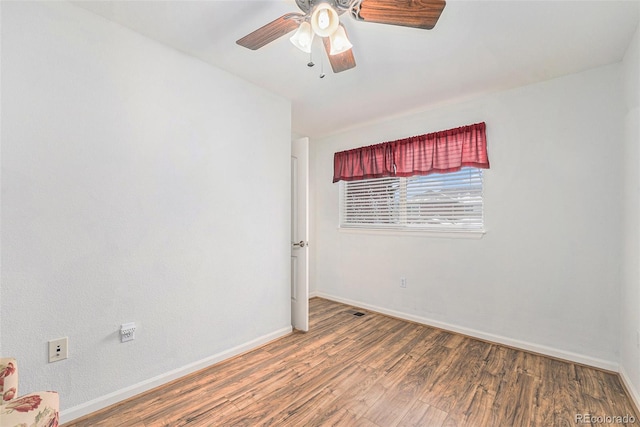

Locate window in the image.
[340,167,484,232]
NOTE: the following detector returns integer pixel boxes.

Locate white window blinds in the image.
[340,167,484,232]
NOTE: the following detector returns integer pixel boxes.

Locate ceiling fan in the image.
[236,0,446,74]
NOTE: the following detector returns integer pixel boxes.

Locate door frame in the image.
[291,137,309,332]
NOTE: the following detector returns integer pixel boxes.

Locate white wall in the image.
[621,22,640,406]
[311,64,624,368]
[1,1,291,419]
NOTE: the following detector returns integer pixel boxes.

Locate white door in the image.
[291,137,309,332]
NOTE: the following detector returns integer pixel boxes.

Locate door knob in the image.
[292,241,307,248]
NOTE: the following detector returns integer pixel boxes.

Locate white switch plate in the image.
[48,337,68,363]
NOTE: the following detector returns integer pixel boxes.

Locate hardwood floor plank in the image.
[63,298,639,427]
[420,338,492,414]
[353,417,383,427]
[397,399,448,427]
[339,371,388,418]
[460,385,496,427]
[361,354,423,425]
[285,364,373,426]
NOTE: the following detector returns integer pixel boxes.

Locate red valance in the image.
[333,122,489,183]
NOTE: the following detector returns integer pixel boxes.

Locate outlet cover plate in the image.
[48,337,68,363]
[120,322,136,343]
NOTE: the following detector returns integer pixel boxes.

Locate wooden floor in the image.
[64,298,638,427]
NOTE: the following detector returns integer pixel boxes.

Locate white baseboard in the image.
[620,365,640,413]
[60,326,292,425]
[61,296,628,424]
[314,292,619,372]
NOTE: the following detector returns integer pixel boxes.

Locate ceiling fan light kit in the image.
[290,21,314,53]
[329,25,353,55]
[237,0,446,74]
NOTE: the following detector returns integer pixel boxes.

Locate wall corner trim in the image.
[620,365,640,414]
[59,326,293,424]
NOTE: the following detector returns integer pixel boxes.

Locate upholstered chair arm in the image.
[0,358,19,404]
[0,390,60,427]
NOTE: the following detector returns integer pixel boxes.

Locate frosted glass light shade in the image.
[290,22,314,53]
[311,3,339,37]
[329,25,352,55]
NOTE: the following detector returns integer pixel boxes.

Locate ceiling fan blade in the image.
[236,13,305,50]
[322,36,356,73]
[353,0,446,30]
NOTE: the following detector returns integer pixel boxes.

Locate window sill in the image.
[337,227,486,239]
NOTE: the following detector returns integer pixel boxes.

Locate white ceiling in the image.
[72,0,639,138]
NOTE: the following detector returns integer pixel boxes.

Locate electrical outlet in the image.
[48,337,68,363]
[400,277,407,288]
[120,322,136,343]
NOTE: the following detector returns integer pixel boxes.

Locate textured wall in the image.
[1,1,291,414]
[311,64,624,366]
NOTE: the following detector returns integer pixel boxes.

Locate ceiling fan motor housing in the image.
[296,0,355,15]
